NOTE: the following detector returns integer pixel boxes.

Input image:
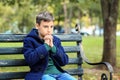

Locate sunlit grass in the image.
[0,42,23,47]
[116,36,120,68]
[82,36,120,68]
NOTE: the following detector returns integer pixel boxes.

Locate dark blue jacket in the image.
[23,28,68,80]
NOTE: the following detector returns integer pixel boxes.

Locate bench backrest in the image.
[0,34,83,79]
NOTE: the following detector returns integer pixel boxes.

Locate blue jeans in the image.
[41,73,76,80]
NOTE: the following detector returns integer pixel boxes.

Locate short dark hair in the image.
[36,11,54,24]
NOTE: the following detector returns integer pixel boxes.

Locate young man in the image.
[23,11,76,80]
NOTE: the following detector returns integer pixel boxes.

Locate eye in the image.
[51,26,53,28]
[44,26,48,28]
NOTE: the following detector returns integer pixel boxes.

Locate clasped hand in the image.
[44,35,53,47]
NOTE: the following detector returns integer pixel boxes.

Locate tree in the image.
[101,0,119,69]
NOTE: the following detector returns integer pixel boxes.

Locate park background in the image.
[0,0,120,80]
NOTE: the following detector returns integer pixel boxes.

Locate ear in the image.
[35,23,39,29]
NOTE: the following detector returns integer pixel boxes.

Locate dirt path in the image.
[83,68,120,80]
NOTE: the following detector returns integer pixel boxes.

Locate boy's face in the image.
[36,20,54,38]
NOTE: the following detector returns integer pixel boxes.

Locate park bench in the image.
[0,34,113,80]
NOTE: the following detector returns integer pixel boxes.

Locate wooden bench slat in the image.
[0,46,80,54]
[0,59,26,67]
[67,68,83,75]
[0,72,27,80]
[64,46,80,53]
[0,34,82,42]
[0,34,25,42]
[0,47,22,54]
[0,58,82,67]
[0,69,83,79]
[55,34,82,42]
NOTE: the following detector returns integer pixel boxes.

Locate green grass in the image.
[82,36,120,68]
[116,36,120,68]
[81,36,103,69]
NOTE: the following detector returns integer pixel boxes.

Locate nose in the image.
[47,27,51,33]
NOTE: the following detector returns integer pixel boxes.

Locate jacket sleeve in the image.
[23,38,49,66]
[52,37,69,66]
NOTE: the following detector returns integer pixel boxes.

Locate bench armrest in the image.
[79,43,113,80]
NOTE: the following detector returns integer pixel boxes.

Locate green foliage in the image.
[1,0,119,34]
[0,0,16,5]
[0,0,103,33]
[0,2,14,32]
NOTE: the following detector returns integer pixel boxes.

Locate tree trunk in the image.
[63,0,68,33]
[101,0,119,69]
